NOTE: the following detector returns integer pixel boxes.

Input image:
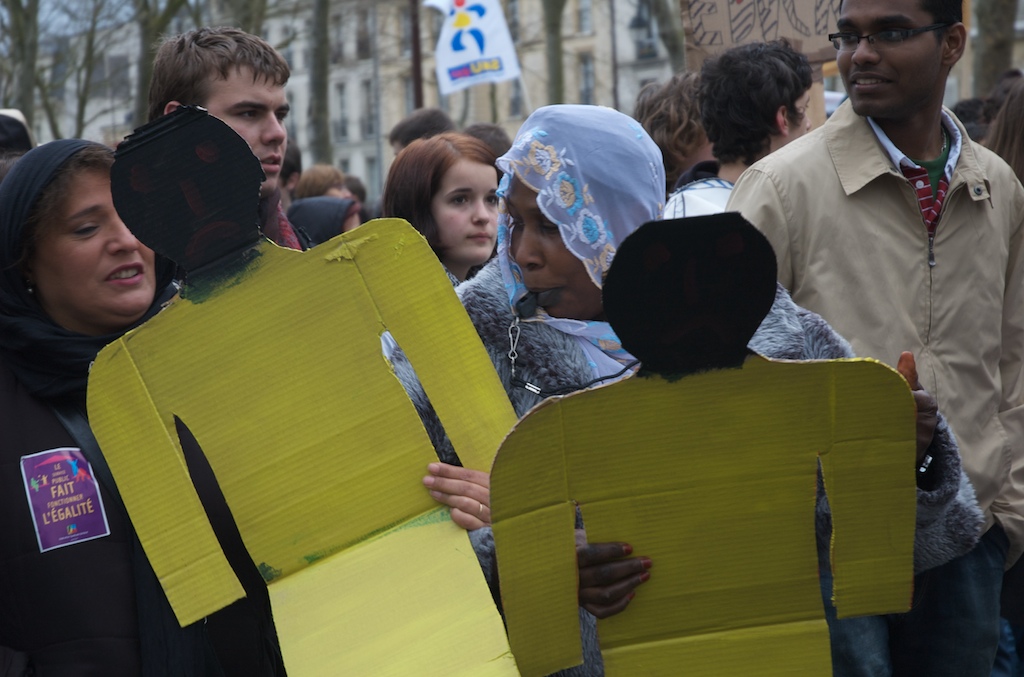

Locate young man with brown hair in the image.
[148,26,301,249]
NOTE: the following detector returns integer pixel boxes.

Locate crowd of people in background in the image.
[2,0,1024,675]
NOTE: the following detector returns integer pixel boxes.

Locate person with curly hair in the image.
[663,39,812,218]
[633,72,713,195]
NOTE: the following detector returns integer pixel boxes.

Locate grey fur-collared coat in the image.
[396,259,984,677]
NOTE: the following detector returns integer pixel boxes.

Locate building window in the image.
[334,83,349,141]
[281,25,295,68]
[108,55,130,100]
[357,8,372,60]
[577,0,592,34]
[578,53,595,105]
[431,11,444,43]
[630,0,658,60]
[88,58,107,100]
[331,13,344,63]
[401,7,412,58]
[509,79,523,118]
[360,79,376,139]
[403,77,415,117]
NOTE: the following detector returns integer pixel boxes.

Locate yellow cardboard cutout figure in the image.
[87,109,518,676]
[489,216,918,676]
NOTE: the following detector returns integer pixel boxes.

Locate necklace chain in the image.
[507,317,521,378]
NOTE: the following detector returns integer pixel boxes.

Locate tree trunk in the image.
[652,0,686,73]
[73,2,102,137]
[34,69,62,139]
[132,0,192,127]
[543,0,567,104]
[4,0,41,128]
[973,0,1018,97]
[309,0,332,163]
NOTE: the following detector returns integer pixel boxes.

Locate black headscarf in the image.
[287,195,361,248]
[0,139,177,400]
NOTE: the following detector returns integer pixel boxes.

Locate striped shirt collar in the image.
[867,110,961,180]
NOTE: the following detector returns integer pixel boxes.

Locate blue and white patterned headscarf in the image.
[496,104,665,378]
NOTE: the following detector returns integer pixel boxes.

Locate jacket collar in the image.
[824,99,990,202]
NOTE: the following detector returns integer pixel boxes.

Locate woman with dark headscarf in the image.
[0,140,282,676]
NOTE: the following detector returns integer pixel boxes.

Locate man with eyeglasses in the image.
[728,0,1024,675]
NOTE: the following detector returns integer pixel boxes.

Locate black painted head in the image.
[603,213,777,378]
[111,106,265,274]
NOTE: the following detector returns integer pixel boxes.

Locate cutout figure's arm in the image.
[88,340,244,625]
[817,362,917,619]
[354,221,516,471]
[794,310,981,572]
[491,405,584,677]
[780,302,981,572]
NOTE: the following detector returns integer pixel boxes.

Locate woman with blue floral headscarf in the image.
[395,105,664,677]
[402,104,983,677]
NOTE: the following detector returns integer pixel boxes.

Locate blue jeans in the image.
[992,618,1024,677]
[819,523,1008,677]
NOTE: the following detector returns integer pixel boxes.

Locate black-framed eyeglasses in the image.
[828,23,951,51]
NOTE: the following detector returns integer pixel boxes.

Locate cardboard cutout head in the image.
[603,213,777,376]
[112,106,265,273]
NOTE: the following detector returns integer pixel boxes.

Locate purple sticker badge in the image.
[20,447,110,553]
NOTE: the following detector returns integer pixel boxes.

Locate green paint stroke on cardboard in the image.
[180,246,262,303]
[258,561,283,582]
[300,507,453,565]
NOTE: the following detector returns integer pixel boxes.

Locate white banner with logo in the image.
[425,0,522,95]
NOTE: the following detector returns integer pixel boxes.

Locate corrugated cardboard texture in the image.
[88,219,518,675]
[681,1,839,67]
[491,356,917,676]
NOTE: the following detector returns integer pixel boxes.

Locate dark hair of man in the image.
[388,108,456,148]
[381,132,497,254]
[463,122,513,159]
[147,26,291,123]
[984,69,1023,122]
[838,0,962,23]
[698,39,812,166]
[920,0,963,23]
[952,97,988,141]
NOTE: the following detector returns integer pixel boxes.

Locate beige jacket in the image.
[728,100,1024,565]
